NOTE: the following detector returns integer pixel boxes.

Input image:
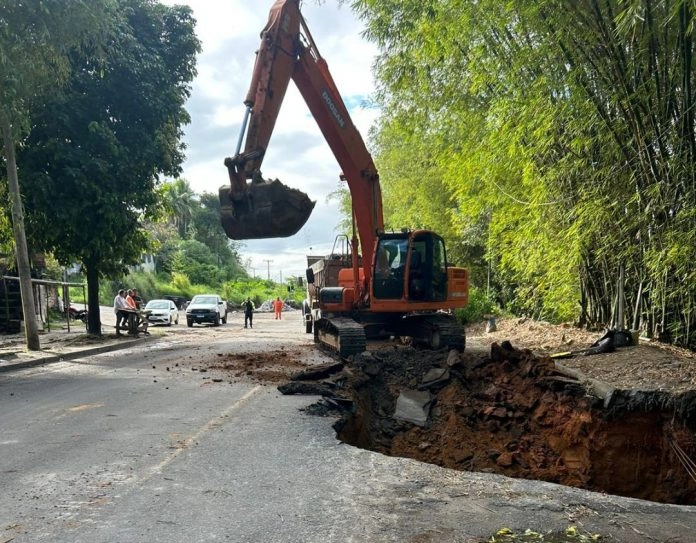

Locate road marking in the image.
[140,386,262,484]
[68,403,104,412]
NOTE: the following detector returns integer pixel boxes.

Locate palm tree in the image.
[160,178,196,238]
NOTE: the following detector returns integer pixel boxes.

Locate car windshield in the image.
[192,296,217,304]
[146,301,169,309]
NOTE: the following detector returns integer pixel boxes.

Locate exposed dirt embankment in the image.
[287,342,696,505]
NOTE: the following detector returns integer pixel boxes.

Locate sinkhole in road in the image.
[333,345,696,505]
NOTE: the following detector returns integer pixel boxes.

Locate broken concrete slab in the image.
[446,349,463,368]
[277,382,335,396]
[418,367,451,390]
[290,361,344,381]
[394,389,433,426]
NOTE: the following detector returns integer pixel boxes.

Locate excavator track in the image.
[314,317,367,359]
[400,313,465,351]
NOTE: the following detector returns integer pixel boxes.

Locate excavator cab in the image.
[372,232,449,302]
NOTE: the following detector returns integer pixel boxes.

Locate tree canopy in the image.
[16,0,200,333]
[351,0,696,346]
[1,0,118,347]
[155,180,247,283]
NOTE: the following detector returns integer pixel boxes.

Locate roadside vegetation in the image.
[95,272,305,310]
[352,0,696,348]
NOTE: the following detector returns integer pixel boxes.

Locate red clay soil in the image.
[207,348,308,384]
[336,344,696,505]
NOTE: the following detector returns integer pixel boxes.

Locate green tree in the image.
[352,0,696,343]
[172,239,225,286]
[1,0,116,348]
[160,178,197,238]
[191,192,246,278]
[17,0,200,334]
[147,220,180,274]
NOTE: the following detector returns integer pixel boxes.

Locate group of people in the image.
[113,288,148,335]
[113,291,285,332]
[241,296,285,328]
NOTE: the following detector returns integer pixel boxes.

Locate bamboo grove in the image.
[349,0,696,347]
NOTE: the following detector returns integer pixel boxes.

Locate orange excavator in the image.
[220,0,468,357]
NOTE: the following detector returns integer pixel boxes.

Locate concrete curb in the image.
[0,337,148,373]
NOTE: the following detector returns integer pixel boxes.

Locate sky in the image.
[160,0,379,283]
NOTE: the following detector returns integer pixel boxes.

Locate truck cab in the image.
[186,294,227,327]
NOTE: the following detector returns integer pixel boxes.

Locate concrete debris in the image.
[290,361,344,381]
[277,382,335,396]
[418,367,451,390]
[394,389,433,426]
[446,349,463,368]
[486,316,497,333]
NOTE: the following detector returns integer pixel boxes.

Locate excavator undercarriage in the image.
[312,310,465,359]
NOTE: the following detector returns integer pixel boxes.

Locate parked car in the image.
[186,294,227,327]
[162,295,188,310]
[145,299,179,326]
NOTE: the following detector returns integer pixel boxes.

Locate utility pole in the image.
[2,114,40,350]
[263,259,273,281]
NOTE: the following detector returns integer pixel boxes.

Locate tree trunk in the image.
[1,114,41,350]
[84,261,102,335]
[632,280,643,331]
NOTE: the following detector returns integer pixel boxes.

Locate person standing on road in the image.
[125,289,137,310]
[273,296,283,320]
[132,288,143,309]
[113,289,129,334]
[243,297,255,328]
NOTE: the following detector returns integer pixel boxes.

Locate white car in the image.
[145,299,179,326]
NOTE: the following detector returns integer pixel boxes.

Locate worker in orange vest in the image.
[273,296,283,320]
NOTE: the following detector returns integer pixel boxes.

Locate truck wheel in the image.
[214,314,220,326]
[187,319,193,328]
[222,314,227,324]
[305,319,312,334]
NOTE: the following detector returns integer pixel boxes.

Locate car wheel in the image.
[214,314,221,326]
[174,315,179,325]
[167,317,172,327]
[222,314,227,324]
[187,319,193,328]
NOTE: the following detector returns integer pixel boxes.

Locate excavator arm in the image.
[220,0,383,283]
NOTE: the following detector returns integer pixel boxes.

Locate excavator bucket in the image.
[219,178,315,240]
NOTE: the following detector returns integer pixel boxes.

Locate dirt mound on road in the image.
[208,347,307,384]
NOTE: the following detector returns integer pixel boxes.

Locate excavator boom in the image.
[220,0,382,260]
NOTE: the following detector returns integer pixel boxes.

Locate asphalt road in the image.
[1,313,695,542]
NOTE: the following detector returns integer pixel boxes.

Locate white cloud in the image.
[161,0,380,279]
